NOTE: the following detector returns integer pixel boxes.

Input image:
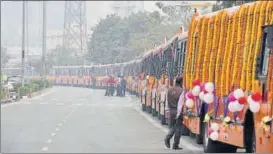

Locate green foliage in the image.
[155,2,193,28]
[20,86,30,96]
[87,12,181,64]
[1,88,8,100]
[32,45,84,75]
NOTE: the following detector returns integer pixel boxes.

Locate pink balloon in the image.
[200,82,206,91]
[228,92,236,102]
[187,92,195,100]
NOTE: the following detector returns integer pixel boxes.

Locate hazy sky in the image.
[1,1,160,46]
[1,1,215,46]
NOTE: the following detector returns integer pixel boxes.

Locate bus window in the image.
[181,40,187,73]
[257,25,272,79]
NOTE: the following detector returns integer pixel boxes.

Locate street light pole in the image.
[42,1,47,88]
[21,1,26,87]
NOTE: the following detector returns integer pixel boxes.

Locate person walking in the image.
[105,76,115,96]
[164,77,185,150]
[120,77,126,97]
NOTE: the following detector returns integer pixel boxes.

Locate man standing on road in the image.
[164,77,184,150]
[120,76,126,97]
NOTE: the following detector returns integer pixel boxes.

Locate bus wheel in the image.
[246,128,256,153]
[142,104,146,111]
[196,113,205,144]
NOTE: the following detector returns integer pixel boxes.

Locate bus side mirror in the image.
[267,25,273,48]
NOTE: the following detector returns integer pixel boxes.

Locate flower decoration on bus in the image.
[260,116,272,132]
[247,91,262,113]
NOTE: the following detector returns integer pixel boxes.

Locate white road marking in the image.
[51,132,56,136]
[47,139,52,143]
[55,128,59,132]
[58,123,63,126]
[134,106,202,152]
[51,98,59,101]
[40,102,48,105]
[63,119,67,123]
[42,146,48,151]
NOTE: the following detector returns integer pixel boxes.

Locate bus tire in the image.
[196,107,205,144]
[245,110,255,153]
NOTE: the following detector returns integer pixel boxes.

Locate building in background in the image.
[47,29,63,53]
[5,46,42,68]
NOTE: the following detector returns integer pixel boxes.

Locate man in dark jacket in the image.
[164,77,184,150]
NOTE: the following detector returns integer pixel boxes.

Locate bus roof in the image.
[194,1,257,20]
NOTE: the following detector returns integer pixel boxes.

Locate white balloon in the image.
[228,102,236,112]
[211,122,219,131]
[192,85,201,96]
[199,91,205,100]
[233,100,244,112]
[249,102,260,113]
[205,82,214,93]
[209,131,219,141]
[185,99,194,108]
[204,93,214,104]
[234,89,245,99]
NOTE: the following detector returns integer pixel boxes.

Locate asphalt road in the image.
[1,86,203,153]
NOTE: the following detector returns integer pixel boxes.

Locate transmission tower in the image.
[62,1,87,62]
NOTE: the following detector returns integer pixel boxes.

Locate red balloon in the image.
[228,92,236,102]
[251,92,262,102]
[200,82,206,91]
[192,79,201,87]
[238,97,247,105]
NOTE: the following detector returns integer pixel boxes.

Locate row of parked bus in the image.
[52,1,273,153]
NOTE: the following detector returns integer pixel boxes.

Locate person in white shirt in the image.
[164,77,185,150]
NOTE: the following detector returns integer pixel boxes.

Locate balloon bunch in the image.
[185,79,202,108]
[199,82,215,104]
[227,89,247,112]
[247,92,262,113]
[208,122,219,141]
